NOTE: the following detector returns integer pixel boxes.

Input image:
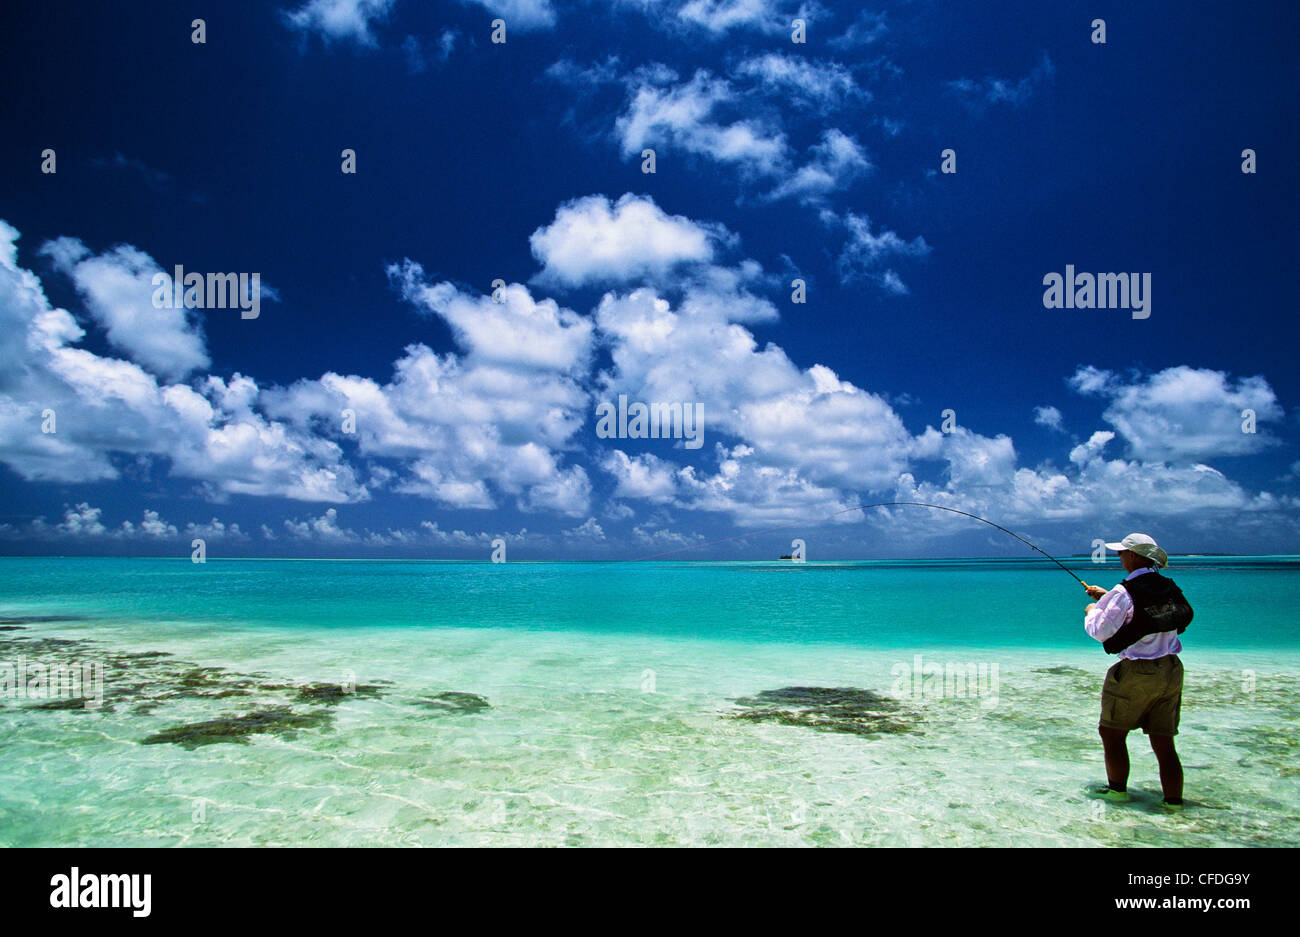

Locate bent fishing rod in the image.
[633,500,1088,588]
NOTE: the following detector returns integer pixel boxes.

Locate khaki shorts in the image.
[1099,655,1183,736]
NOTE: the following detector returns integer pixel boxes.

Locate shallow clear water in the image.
[0,557,1296,846]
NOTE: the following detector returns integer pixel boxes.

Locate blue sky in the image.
[1,0,1297,559]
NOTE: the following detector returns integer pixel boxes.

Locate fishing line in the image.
[633,500,1087,586]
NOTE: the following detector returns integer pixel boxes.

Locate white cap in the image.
[1104,532,1168,568]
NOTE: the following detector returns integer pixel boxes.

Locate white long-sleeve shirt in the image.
[1083,567,1183,660]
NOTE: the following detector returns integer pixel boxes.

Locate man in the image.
[1080,533,1193,810]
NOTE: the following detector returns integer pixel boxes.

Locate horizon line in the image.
[0,552,1285,563]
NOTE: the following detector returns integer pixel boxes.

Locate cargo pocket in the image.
[1101,664,1129,726]
[1104,689,1132,724]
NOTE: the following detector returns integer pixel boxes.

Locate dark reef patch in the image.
[294,682,385,705]
[142,707,335,749]
[1,627,492,747]
[415,691,491,713]
[30,697,109,712]
[725,686,915,736]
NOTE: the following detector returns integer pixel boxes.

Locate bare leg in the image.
[1099,726,1130,790]
[1149,733,1183,803]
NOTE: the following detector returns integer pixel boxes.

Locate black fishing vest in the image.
[1102,572,1193,655]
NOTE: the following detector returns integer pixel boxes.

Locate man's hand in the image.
[1085,602,1097,614]
[1082,583,1107,600]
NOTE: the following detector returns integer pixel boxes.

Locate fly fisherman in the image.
[1080,533,1193,810]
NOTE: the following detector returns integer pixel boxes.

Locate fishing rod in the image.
[634,500,1088,587]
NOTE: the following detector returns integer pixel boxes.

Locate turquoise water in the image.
[0,556,1296,846]
[6,555,1298,647]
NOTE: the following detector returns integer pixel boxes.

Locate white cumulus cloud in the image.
[459,0,556,30]
[283,0,394,45]
[529,193,731,288]
[1068,365,1283,462]
[40,238,210,381]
